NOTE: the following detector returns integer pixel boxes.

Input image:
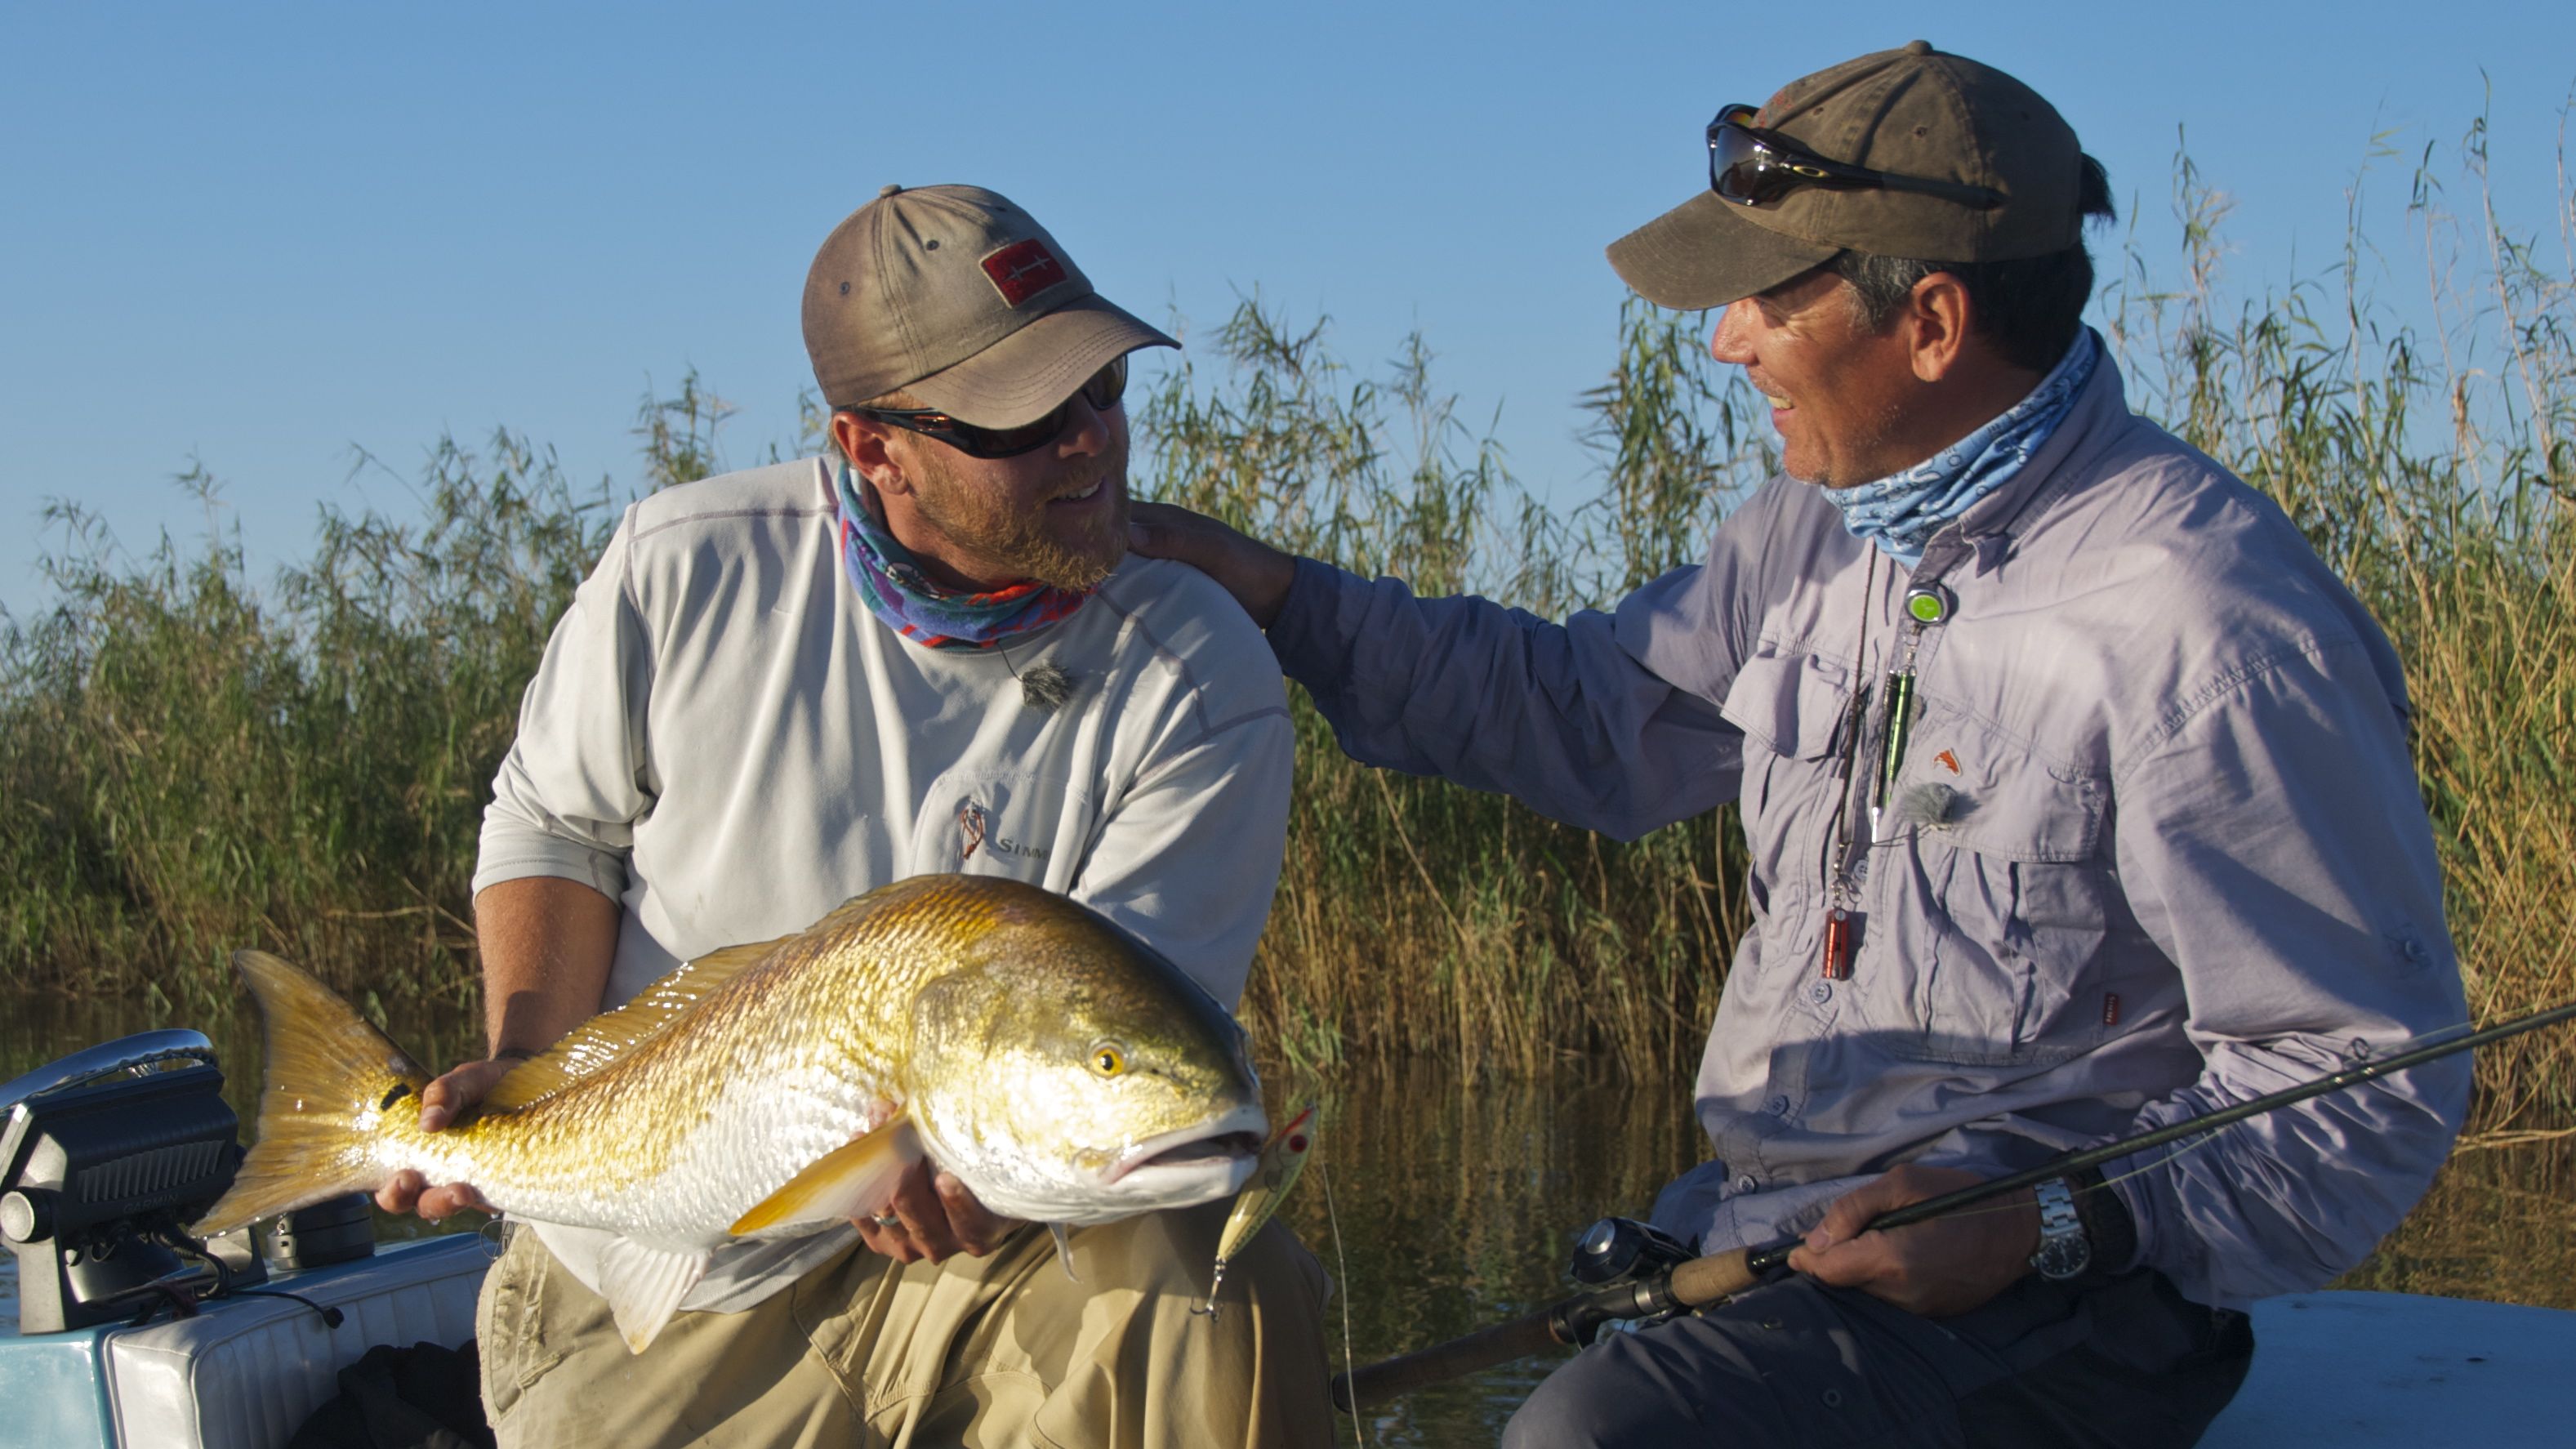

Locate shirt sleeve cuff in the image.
[1264,555,1359,691]
[470,834,628,903]
[2096,1150,2160,1279]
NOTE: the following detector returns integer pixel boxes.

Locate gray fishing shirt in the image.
[1267,351,2469,1310]
[475,457,1294,1312]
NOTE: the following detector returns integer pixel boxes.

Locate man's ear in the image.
[831,412,911,497]
[1902,272,1974,383]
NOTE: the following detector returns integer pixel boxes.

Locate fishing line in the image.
[1831,1126,2232,1233]
[1317,1156,1369,1448]
[1883,1008,2513,1235]
[1820,1023,2483,1240]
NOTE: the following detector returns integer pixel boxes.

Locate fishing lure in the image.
[1195,1103,1317,1317]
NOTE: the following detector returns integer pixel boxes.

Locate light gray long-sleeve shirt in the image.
[1267,350,2468,1310]
[475,455,1295,1310]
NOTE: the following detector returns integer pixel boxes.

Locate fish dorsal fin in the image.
[729,1112,923,1237]
[479,935,788,1114]
[592,1237,711,1353]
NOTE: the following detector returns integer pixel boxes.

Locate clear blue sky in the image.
[5,2,2571,619]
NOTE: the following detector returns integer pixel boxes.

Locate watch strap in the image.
[2029,1175,2091,1281]
[2067,1165,2137,1275]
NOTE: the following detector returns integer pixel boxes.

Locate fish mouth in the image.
[1105,1103,1267,1187]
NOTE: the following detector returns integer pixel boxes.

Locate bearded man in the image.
[1134,43,2468,1449]
[385,184,1328,1448]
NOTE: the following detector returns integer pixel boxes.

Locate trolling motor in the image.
[0,1032,246,1332]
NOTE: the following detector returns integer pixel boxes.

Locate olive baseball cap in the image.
[1607,41,2084,310]
[803,184,1178,427]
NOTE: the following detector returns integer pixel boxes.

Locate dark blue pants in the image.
[1500,1269,2253,1448]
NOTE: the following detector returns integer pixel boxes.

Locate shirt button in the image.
[1809,981,1834,1005]
[1735,1174,1758,1193]
[1765,1095,1791,1117]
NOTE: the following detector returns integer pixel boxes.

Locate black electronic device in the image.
[0,1032,245,1333]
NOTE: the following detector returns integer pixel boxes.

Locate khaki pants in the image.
[476,1203,1333,1448]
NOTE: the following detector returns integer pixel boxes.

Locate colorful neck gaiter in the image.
[1822,327,2103,568]
[832,461,1092,649]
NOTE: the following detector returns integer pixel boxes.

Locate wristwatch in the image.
[2028,1176,2092,1281]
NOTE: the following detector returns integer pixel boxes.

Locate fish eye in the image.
[1090,1043,1129,1077]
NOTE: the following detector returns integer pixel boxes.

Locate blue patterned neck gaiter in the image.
[1822,328,2102,568]
[831,461,1091,649]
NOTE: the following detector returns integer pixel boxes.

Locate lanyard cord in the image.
[1817,551,1879,979]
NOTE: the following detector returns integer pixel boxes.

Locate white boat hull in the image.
[2204,1291,2576,1446]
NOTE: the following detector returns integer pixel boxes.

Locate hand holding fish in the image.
[1786,1163,2039,1317]
[373,1056,513,1220]
[853,1160,1022,1263]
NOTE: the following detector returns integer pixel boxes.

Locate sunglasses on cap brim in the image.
[840,354,1129,460]
[1706,105,2005,212]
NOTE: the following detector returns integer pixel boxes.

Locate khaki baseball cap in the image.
[803,184,1179,427]
[1607,42,2084,310]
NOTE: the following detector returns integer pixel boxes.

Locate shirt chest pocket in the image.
[1860,698,2120,1066]
[1721,649,1868,934]
[1718,650,1856,874]
[906,769,1097,890]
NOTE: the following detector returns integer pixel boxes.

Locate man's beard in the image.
[909,443,1131,591]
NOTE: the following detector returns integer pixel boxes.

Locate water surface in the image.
[6,997,2569,1447]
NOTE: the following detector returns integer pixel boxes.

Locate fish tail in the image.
[191,950,433,1237]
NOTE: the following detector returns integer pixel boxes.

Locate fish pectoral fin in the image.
[594,1238,711,1354]
[729,1113,924,1237]
[1048,1222,1081,1283]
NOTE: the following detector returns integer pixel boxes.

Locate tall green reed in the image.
[1,129,2568,1117]
[0,438,617,1016]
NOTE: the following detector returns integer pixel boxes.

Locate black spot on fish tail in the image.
[380,1082,411,1111]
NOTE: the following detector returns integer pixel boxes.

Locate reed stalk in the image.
[2,133,2567,1119]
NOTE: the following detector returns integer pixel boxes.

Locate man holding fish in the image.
[1135,42,2471,1449]
[373,185,1331,1447]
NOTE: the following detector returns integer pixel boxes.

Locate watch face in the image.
[2034,1233,2092,1281]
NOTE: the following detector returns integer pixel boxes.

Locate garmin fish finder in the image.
[0,1031,244,1333]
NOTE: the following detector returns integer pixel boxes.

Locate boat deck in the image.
[2205,1291,2576,1446]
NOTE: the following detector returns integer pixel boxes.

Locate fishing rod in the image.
[1330,995,2576,1413]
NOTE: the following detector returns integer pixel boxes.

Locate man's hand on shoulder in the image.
[1785,1163,2040,1317]
[855,1158,1023,1264]
[1125,502,1298,629]
[374,1056,515,1220]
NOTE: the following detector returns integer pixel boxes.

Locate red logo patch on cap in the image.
[980,239,1067,307]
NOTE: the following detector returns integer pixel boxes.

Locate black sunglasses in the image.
[840,355,1128,460]
[1706,105,2005,211]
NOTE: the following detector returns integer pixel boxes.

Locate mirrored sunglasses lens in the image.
[1709,128,1780,204]
[1082,354,1129,411]
[962,414,1063,456]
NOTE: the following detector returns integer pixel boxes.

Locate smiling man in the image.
[1134,42,2468,1449]
[384,184,1327,1448]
